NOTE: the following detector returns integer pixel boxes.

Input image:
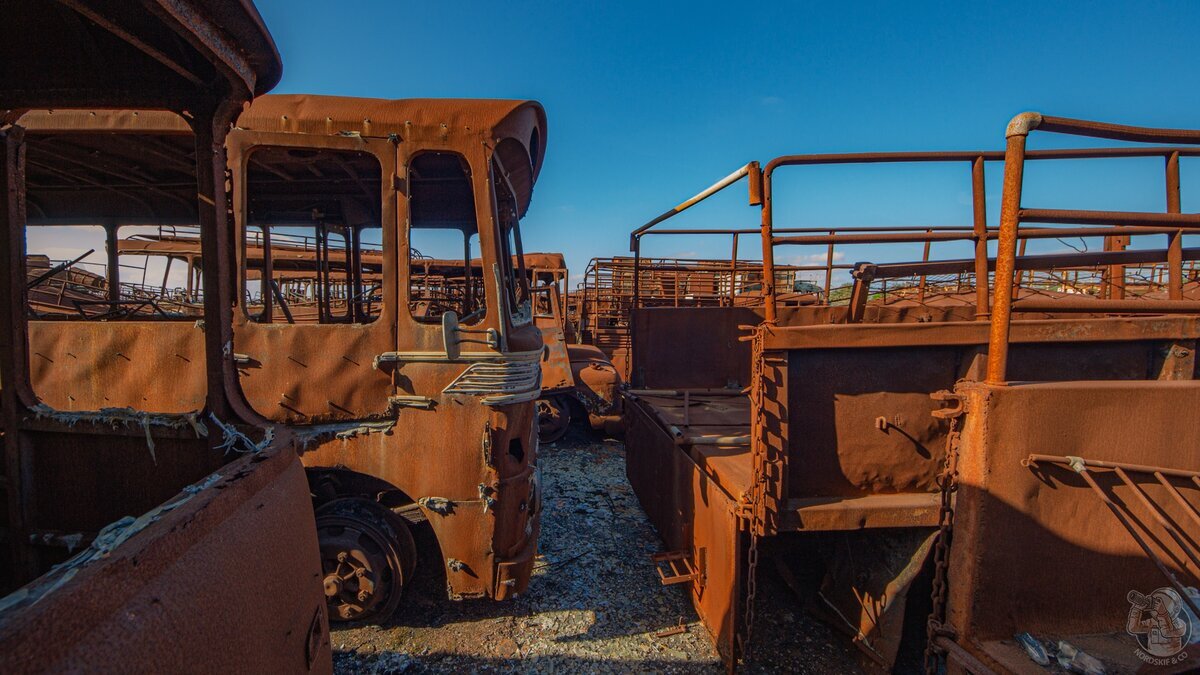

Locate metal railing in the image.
[986,114,1200,382]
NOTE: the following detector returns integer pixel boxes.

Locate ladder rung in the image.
[652,550,700,586]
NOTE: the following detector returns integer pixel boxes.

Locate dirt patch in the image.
[332,429,863,674]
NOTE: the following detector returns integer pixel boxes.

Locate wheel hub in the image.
[314,499,414,623]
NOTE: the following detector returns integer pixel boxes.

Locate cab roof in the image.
[16,94,548,223]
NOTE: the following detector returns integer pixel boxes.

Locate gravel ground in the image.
[332,429,864,674]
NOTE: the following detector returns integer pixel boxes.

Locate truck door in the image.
[227,131,398,423]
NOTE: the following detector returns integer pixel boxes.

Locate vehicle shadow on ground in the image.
[332,428,867,674]
[338,427,714,651]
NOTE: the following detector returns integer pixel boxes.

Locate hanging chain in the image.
[739,325,767,666]
[924,412,962,674]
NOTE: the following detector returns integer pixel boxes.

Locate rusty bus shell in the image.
[623,132,1200,672]
[17,93,549,621]
[1,2,333,673]
[238,95,548,614]
[89,232,621,442]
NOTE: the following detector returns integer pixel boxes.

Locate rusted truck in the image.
[575,255,819,380]
[624,125,1200,672]
[16,92,550,622]
[0,1,334,672]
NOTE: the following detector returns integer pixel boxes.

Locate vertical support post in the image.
[971,156,989,318]
[0,126,37,581]
[185,255,195,301]
[918,229,931,303]
[1167,151,1183,300]
[160,256,173,295]
[986,131,1031,384]
[462,231,473,317]
[824,232,835,300]
[759,163,777,324]
[1101,235,1128,300]
[261,225,273,322]
[631,238,641,386]
[195,102,238,421]
[315,222,327,322]
[590,262,599,344]
[349,224,361,321]
[1014,239,1028,290]
[730,232,739,304]
[105,222,120,301]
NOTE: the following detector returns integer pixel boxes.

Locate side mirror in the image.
[442,310,461,360]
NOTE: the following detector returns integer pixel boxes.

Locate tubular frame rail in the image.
[986,115,1200,383]
[761,147,1200,326]
[1022,453,1200,620]
[628,143,1200,373]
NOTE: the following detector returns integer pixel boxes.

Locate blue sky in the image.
[256,0,1200,286]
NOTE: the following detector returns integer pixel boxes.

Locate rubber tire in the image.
[537,395,572,444]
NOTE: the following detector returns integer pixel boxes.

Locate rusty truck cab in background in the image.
[0,2,333,672]
[523,252,623,442]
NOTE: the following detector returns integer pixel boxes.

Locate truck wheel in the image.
[537,395,572,444]
[316,498,416,623]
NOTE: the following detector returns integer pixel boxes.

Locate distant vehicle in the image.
[524,253,622,443]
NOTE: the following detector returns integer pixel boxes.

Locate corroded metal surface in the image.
[623,119,1200,672]
[0,3,334,673]
[0,443,332,673]
[16,93,549,612]
[222,95,547,605]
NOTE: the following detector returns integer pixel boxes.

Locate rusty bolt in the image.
[323,576,342,597]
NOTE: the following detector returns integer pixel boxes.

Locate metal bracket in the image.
[930,390,965,420]
[387,395,435,412]
[455,326,500,350]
